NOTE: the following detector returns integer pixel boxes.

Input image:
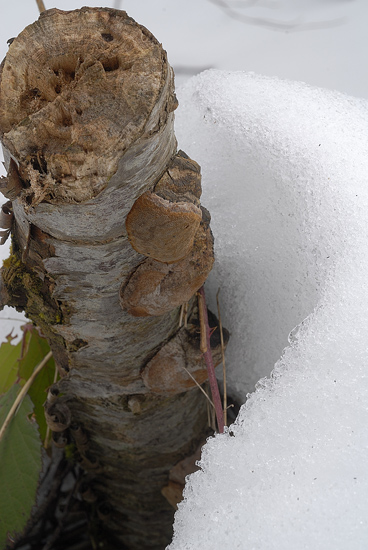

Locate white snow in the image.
[169,70,368,549]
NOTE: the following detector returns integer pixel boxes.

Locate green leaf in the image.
[0,337,23,395]
[0,385,43,548]
[18,328,50,380]
[0,325,55,443]
[18,328,55,443]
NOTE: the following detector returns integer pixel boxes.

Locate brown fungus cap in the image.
[120,214,214,316]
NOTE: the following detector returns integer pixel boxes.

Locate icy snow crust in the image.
[170,71,368,549]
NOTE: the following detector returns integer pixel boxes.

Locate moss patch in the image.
[1,245,69,371]
[2,248,62,324]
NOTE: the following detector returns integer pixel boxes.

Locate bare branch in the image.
[207,0,346,32]
[35,0,46,14]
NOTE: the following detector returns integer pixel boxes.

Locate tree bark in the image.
[0,8,226,549]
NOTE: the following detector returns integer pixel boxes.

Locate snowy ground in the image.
[171,69,368,549]
[1,2,368,548]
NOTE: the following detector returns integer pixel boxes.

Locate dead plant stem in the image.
[216,289,227,426]
[180,364,215,408]
[198,287,225,433]
[0,350,53,442]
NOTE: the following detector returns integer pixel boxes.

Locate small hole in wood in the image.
[101,33,113,42]
[75,108,82,115]
[30,154,47,174]
[102,56,119,72]
[54,69,75,84]
[61,114,72,127]
[30,88,42,99]
[51,56,77,85]
[20,88,43,107]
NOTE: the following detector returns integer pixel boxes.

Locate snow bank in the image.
[176,70,368,399]
[170,71,368,549]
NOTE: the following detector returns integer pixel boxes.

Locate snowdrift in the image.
[170,71,368,549]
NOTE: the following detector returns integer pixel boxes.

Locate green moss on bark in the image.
[1,242,69,372]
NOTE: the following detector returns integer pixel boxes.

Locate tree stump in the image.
[0,8,226,549]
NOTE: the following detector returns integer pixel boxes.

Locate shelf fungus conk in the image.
[121,211,214,316]
[44,401,72,432]
[126,191,202,264]
[121,151,215,317]
[141,308,228,394]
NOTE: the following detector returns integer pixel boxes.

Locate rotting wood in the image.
[0,7,228,549]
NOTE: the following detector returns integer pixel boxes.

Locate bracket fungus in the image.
[141,306,229,394]
[125,191,202,264]
[122,151,215,316]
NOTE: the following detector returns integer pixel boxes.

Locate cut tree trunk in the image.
[0,8,227,550]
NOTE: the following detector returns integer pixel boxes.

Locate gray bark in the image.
[0,8,225,549]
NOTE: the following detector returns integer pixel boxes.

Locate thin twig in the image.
[179,302,188,328]
[206,393,216,432]
[206,398,211,429]
[180,364,215,408]
[198,287,225,433]
[36,0,46,14]
[178,303,184,328]
[0,350,53,442]
[184,301,188,328]
[216,289,227,427]
[207,0,345,32]
[197,292,207,353]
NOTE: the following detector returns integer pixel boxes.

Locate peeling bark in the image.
[0,8,226,549]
